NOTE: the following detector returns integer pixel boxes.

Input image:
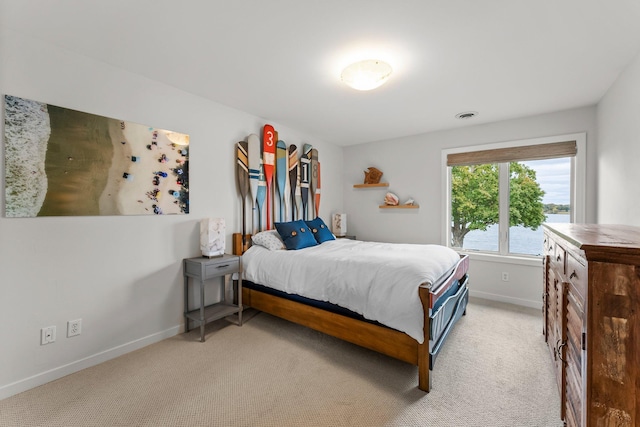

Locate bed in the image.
[232,232,469,392]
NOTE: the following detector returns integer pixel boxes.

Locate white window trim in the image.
[441,132,586,263]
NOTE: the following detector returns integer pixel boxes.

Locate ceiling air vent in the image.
[455,111,478,120]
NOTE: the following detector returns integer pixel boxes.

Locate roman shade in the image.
[447,141,577,167]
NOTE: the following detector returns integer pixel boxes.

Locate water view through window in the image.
[459,158,571,256]
[463,213,570,255]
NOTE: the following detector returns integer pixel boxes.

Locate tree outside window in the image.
[451,163,546,251]
[445,137,581,257]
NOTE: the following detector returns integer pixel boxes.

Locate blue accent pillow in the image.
[306,217,336,244]
[275,220,318,250]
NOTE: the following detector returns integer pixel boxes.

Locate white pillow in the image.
[251,230,285,251]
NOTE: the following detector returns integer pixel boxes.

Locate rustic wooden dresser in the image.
[543,223,640,427]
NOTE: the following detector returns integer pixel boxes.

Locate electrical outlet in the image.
[502,272,509,282]
[41,326,56,345]
[67,319,82,337]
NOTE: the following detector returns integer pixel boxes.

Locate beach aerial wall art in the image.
[4,95,189,217]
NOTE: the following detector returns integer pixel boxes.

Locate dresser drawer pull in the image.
[569,271,578,280]
[216,264,230,269]
[556,340,567,363]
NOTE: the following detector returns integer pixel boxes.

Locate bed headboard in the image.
[232,233,252,255]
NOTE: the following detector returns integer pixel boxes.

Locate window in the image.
[443,134,585,257]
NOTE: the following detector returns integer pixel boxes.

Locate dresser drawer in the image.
[544,233,553,254]
[566,254,587,301]
[549,241,566,276]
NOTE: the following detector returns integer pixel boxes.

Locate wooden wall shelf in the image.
[379,205,419,209]
[353,183,389,188]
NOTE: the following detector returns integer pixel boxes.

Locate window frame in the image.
[441,133,586,259]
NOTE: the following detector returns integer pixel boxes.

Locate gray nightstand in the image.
[336,235,356,240]
[183,254,242,342]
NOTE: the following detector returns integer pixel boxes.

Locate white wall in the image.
[342,107,598,307]
[597,50,640,225]
[0,29,343,398]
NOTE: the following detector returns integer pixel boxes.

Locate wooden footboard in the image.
[240,252,470,392]
[242,287,419,364]
[421,255,470,371]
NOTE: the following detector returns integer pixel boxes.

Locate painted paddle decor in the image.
[256,159,267,232]
[276,140,287,223]
[288,145,298,221]
[247,134,261,233]
[310,148,318,219]
[236,141,249,248]
[294,161,302,220]
[300,144,312,220]
[262,125,276,229]
[315,162,321,218]
[283,154,291,222]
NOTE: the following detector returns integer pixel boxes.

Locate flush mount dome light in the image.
[341,59,393,91]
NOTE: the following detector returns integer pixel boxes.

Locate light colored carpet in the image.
[0,298,562,427]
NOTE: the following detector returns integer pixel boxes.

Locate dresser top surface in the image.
[544,223,640,263]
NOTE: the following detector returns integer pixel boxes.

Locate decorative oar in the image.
[283,154,291,222]
[247,134,261,234]
[256,159,267,232]
[315,162,321,218]
[262,124,276,229]
[294,156,302,220]
[288,145,298,220]
[273,131,279,222]
[236,141,249,249]
[310,148,318,219]
[276,140,287,223]
[300,143,312,220]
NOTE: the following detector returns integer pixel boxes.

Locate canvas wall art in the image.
[4,95,189,217]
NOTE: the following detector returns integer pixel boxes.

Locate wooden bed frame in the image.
[233,233,470,392]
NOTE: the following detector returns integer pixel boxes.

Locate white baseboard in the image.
[0,325,181,400]
[0,292,540,400]
[469,289,542,310]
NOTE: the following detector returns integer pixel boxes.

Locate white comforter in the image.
[242,239,461,343]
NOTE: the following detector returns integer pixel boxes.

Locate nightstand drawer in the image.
[203,258,240,277]
[184,255,240,280]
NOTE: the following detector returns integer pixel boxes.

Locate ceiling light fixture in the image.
[341,59,393,91]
